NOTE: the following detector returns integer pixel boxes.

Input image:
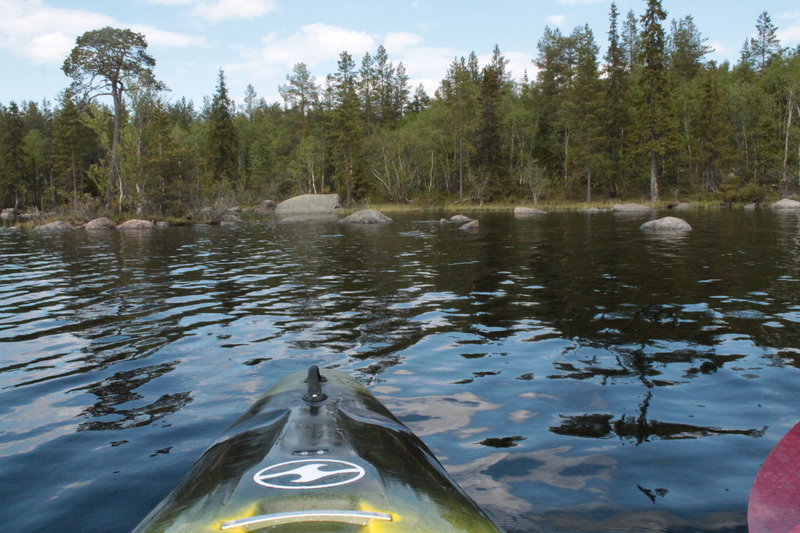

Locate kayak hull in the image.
[133,367,502,533]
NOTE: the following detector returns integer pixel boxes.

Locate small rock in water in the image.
[85,217,115,230]
[640,216,692,232]
[118,219,154,230]
[514,207,547,217]
[744,203,757,211]
[459,219,479,230]
[674,203,691,211]
[155,221,171,229]
[338,209,393,224]
[34,220,74,232]
[449,214,473,223]
[612,203,653,213]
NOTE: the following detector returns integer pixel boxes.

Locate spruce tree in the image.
[638,0,670,201]
[0,103,26,207]
[206,69,239,187]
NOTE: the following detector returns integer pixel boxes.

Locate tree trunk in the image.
[649,149,659,202]
[111,85,123,211]
[586,167,592,203]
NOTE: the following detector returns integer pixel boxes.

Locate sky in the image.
[2,0,800,110]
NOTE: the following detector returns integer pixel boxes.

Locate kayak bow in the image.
[133,365,503,533]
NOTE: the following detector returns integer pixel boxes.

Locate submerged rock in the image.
[338,209,392,224]
[459,219,479,230]
[118,219,154,230]
[275,194,341,214]
[85,217,115,230]
[640,216,692,232]
[449,214,473,223]
[514,207,547,217]
[772,198,800,210]
[34,220,74,232]
[612,203,653,213]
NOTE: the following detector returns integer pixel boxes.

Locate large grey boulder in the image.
[118,219,154,230]
[772,198,800,210]
[275,194,340,214]
[514,207,547,217]
[640,216,692,232]
[338,209,392,224]
[612,203,653,213]
[85,217,115,230]
[34,220,74,232]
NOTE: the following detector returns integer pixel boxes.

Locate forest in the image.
[1,0,799,217]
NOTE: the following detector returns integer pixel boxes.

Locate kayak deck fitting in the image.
[133,365,503,532]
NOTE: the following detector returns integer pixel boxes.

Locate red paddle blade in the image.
[749,422,800,533]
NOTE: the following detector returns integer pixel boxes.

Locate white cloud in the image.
[0,0,204,64]
[230,23,375,77]
[778,26,800,45]
[546,14,567,27]
[191,0,277,21]
[384,32,424,54]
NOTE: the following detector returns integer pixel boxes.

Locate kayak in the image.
[133,365,503,533]
[748,421,800,533]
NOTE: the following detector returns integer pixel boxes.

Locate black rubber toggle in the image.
[303,365,328,403]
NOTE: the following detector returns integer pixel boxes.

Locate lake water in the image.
[1,210,798,532]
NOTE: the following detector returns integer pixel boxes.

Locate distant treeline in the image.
[1,0,799,215]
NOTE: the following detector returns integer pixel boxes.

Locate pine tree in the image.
[278,63,318,117]
[331,52,363,203]
[750,11,781,71]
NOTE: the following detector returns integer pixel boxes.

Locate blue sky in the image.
[2,0,799,109]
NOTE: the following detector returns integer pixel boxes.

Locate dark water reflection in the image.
[1,210,799,532]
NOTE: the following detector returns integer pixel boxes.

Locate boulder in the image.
[612,203,653,213]
[640,216,692,232]
[85,217,115,230]
[156,221,171,229]
[744,203,757,211]
[220,214,243,224]
[449,214,473,223]
[118,219,154,230]
[338,209,393,224]
[459,220,480,230]
[1,208,19,220]
[275,194,340,214]
[254,199,277,213]
[772,198,800,210]
[514,207,547,217]
[34,220,74,232]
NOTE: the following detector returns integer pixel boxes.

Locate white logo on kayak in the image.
[254,459,366,490]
